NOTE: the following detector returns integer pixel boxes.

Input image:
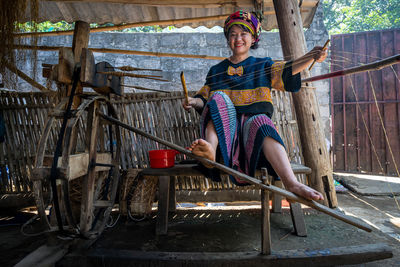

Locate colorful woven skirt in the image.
[200,91,285,185]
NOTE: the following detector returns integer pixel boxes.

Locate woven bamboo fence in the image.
[0,89,304,195]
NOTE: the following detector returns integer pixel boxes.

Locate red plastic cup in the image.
[149,149,179,168]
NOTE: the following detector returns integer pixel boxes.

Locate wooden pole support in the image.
[261,168,271,255]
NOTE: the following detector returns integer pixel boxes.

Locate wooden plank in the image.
[331,36,345,172]
[58,47,74,84]
[343,35,357,172]
[140,163,310,177]
[41,152,112,180]
[367,32,386,174]
[156,176,170,235]
[66,243,393,266]
[355,33,372,173]
[80,48,96,86]
[289,202,307,237]
[175,189,262,202]
[382,30,400,176]
[72,21,90,64]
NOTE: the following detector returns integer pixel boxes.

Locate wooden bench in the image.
[112,91,313,240]
[140,163,311,237]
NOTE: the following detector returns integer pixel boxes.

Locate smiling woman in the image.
[182,10,328,201]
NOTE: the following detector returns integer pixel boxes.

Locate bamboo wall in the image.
[0,91,59,194]
[0,90,305,194]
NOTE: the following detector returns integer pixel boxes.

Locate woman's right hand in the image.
[182,96,203,111]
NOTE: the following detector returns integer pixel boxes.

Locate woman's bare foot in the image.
[189,139,216,168]
[285,182,324,201]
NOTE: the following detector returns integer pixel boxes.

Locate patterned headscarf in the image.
[224,11,261,46]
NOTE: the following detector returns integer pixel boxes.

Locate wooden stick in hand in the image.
[308,39,330,71]
[180,71,189,103]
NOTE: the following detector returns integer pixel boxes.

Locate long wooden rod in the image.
[98,111,373,232]
[303,54,400,83]
[121,84,170,93]
[97,71,168,82]
[14,45,225,60]
[4,61,49,91]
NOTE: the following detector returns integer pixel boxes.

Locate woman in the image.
[182,11,326,201]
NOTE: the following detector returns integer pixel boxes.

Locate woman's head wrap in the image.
[224,11,261,46]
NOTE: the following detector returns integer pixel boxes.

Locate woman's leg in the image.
[189,121,218,163]
[190,92,237,168]
[262,137,324,201]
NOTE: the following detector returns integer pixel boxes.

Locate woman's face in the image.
[228,25,254,56]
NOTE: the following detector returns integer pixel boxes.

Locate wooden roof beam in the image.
[15,9,309,38]
[45,0,255,8]
[45,0,319,8]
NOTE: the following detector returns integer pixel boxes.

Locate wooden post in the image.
[168,176,176,212]
[68,21,90,104]
[156,176,170,235]
[273,0,337,207]
[70,21,90,152]
[72,21,90,65]
[260,168,271,255]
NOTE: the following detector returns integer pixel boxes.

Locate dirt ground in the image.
[1,193,399,266]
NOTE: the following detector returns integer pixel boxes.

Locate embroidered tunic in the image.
[194,56,302,185]
[194,56,301,117]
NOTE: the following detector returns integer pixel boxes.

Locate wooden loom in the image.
[12,1,397,265]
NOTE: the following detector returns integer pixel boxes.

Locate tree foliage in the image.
[19,21,165,33]
[322,0,400,34]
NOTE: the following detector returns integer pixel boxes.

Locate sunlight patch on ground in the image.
[335,172,400,184]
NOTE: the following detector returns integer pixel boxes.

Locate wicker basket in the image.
[126,172,158,216]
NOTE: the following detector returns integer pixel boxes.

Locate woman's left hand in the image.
[311,46,328,63]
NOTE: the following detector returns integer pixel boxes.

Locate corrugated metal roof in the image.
[24,0,319,30]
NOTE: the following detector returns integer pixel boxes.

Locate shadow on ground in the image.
[1,194,400,266]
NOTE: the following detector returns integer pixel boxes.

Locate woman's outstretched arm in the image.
[292,46,328,74]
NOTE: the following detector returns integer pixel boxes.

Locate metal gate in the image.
[331,29,400,176]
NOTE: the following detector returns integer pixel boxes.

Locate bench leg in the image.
[261,168,272,255]
[289,202,307,237]
[271,180,283,213]
[273,178,307,237]
[156,175,170,235]
[168,176,176,213]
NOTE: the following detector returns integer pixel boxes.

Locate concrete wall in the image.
[8,6,330,141]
